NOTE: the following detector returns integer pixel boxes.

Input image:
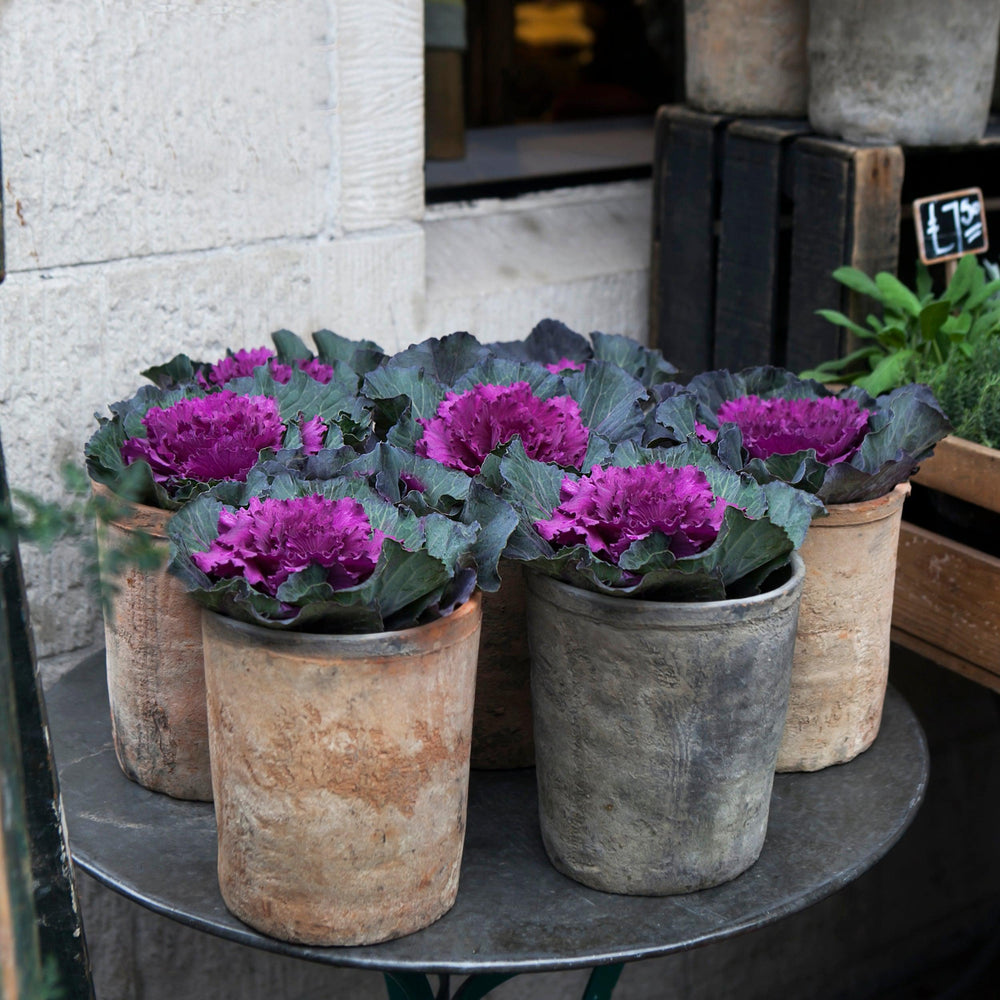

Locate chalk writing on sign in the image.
[914,188,988,265]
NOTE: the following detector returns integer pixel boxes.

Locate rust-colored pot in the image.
[201,594,482,946]
[94,482,212,801]
[473,559,534,768]
[776,483,910,772]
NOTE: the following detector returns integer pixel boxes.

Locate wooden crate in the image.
[651,108,1000,378]
[650,105,904,377]
[892,436,1000,694]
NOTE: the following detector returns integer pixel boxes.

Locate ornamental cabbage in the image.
[167,469,482,632]
[654,366,952,504]
[120,392,286,484]
[416,381,590,475]
[497,438,820,601]
[192,495,383,597]
[708,394,871,465]
[535,463,728,564]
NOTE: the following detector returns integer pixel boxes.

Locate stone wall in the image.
[0,0,650,658]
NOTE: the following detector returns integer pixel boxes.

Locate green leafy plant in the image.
[802,255,1000,395]
[927,334,1000,450]
[0,462,164,611]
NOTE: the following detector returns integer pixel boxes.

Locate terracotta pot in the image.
[685,0,808,116]
[201,594,482,946]
[472,559,534,769]
[777,483,910,772]
[808,0,1000,145]
[526,556,804,895]
[94,483,211,801]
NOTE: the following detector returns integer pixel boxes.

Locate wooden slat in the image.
[845,145,905,324]
[911,435,1000,514]
[891,629,1000,695]
[652,105,728,379]
[785,137,853,372]
[892,521,1000,683]
[713,120,810,370]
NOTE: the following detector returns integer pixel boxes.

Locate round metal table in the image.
[48,651,928,998]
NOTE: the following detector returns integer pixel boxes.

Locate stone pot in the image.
[777,483,910,772]
[808,0,1000,145]
[472,558,533,769]
[684,0,809,116]
[201,594,482,946]
[94,482,212,801]
[525,556,805,896]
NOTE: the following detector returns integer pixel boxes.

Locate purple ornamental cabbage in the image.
[416,381,590,475]
[534,463,728,564]
[120,391,287,483]
[199,347,336,387]
[700,394,871,464]
[191,494,384,597]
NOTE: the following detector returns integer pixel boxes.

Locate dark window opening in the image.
[426,0,683,200]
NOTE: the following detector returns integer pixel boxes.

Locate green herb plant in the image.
[0,462,163,613]
[801,254,1000,396]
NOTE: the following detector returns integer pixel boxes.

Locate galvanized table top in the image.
[49,650,928,975]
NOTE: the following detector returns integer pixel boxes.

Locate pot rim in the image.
[90,479,173,536]
[817,481,910,527]
[200,589,483,652]
[525,552,805,626]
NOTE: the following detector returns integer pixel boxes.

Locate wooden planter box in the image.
[891,435,1000,693]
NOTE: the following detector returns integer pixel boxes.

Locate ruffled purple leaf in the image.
[191,494,383,597]
[716,394,871,465]
[416,381,589,475]
[121,391,285,484]
[534,463,727,564]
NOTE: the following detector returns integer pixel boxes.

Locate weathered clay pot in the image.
[472,559,534,769]
[777,484,909,772]
[808,0,1000,145]
[94,483,211,801]
[201,594,481,946]
[526,556,805,896]
[685,0,809,116]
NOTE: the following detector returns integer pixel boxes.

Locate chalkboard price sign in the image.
[913,187,988,265]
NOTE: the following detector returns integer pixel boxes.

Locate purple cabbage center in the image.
[716,394,871,464]
[416,381,590,475]
[534,463,728,564]
[192,494,384,597]
[120,391,286,484]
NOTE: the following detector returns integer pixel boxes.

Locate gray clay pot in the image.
[808,0,1000,145]
[526,554,805,896]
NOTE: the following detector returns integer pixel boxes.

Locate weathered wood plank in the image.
[652,105,728,379]
[785,138,852,372]
[713,120,809,370]
[892,521,1000,684]
[911,435,1000,515]
[890,629,1000,695]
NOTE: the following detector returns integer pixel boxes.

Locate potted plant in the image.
[362,330,657,767]
[804,257,1000,691]
[84,343,371,800]
[167,465,484,946]
[656,367,951,770]
[494,437,817,894]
